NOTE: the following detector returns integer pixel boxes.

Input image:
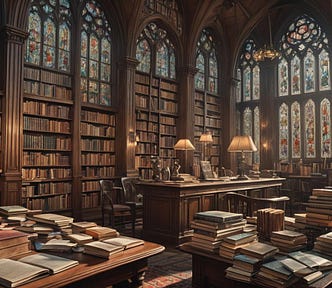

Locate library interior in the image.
[1,0,332,287]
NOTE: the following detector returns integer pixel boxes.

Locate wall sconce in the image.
[128,131,138,146]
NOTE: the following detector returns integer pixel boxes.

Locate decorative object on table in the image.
[199,131,213,161]
[227,135,257,180]
[170,158,183,181]
[150,156,161,181]
[161,166,171,181]
[173,138,195,177]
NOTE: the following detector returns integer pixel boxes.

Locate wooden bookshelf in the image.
[22,66,73,212]
[135,72,178,179]
[194,90,222,175]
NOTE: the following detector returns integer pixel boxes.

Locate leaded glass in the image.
[58,23,70,71]
[156,42,169,77]
[252,65,260,100]
[291,55,301,95]
[243,107,252,136]
[81,0,112,106]
[195,53,205,90]
[43,19,56,68]
[304,99,316,158]
[208,50,218,93]
[136,39,151,73]
[243,66,251,101]
[278,58,288,96]
[235,68,241,103]
[291,102,301,158]
[253,107,260,164]
[279,103,289,159]
[321,98,331,158]
[319,49,330,90]
[26,10,41,65]
[304,49,315,93]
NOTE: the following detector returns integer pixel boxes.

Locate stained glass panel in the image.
[100,64,110,82]
[88,81,98,103]
[236,68,241,103]
[253,107,260,164]
[81,31,88,58]
[89,60,99,79]
[243,107,252,136]
[170,49,176,79]
[156,42,168,77]
[243,67,251,101]
[321,98,331,158]
[136,39,151,73]
[89,35,99,61]
[291,56,301,95]
[81,78,88,102]
[304,99,316,158]
[319,49,330,91]
[100,83,111,106]
[101,38,111,64]
[26,10,41,65]
[43,46,55,68]
[279,103,289,159]
[252,65,260,100]
[291,102,301,158]
[278,58,288,96]
[195,53,205,90]
[208,51,218,93]
[304,49,315,93]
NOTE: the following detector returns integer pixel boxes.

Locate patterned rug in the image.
[144,247,192,288]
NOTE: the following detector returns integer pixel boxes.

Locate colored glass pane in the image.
[243,107,252,136]
[279,103,289,159]
[81,31,88,58]
[304,99,316,158]
[253,106,260,164]
[252,65,260,100]
[169,48,176,79]
[195,53,205,90]
[278,58,288,96]
[136,39,151,73]
[43,46,55,68]
[291,102,301,158]
[89,35,99,61]
[101,38,111,64]
[100,64,110,82]
[304,49,315,93]
[243,67,251,101]
[156,42,169,77]
[236,69,241,103]
[89,60,99,79]
[321,98,331,158]
[319,49,330,90]
[88,81,99,103]
[81,78,88,102]
[291,56,301,95]
[26,10,41,65]
[100,83,111,106]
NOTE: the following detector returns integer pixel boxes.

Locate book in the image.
[0,230,29,249]
[0,205,28,216]
[27,213,74,227]
[0,258,49,287]
[102,236,144,249]
[289,251,332,271]
[71,221,97,233]
[65,233,93,245]
[19,253,79,274]
[260,259,293,280]
[36,238,77,252]
[239,242,278,260]
[194,210,243,224]
[233,254,261,273]
[85,226,119,240]
[279,258,311,274]
[301,271,324,285]
[15,225,54,234]
[223,232,257,245]
[83,241,124,258]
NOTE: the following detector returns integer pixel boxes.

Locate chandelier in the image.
[253,13,281,62]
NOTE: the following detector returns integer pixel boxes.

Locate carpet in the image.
[143,247,192,288]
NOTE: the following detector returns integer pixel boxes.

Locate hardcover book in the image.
[19,253,79,274]
[83,241,124,258]
[239,242,278,260]
[194,210,243,224]
[102,236,144,249]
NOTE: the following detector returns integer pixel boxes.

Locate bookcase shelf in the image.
[135,72,178,179]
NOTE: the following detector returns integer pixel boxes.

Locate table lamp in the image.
[173,139,195,179]
[199,132,213,161]
[227,135,257,180]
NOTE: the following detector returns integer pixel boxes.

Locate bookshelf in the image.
[22,66,73,211]
[194,90,222,175]
[0,90,2,174]
[135,72,178,179]
[80,105,116,209]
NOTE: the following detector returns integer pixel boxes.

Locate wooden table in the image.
[138,177,285,245]
[19,241,165,288]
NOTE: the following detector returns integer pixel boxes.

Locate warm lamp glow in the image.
[199,132,213,143]
[174,139,195,151]
[228,135,257,180]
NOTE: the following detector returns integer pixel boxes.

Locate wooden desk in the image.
[19,241,164,288]
[138,177,285,245]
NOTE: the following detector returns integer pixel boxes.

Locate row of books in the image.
[80,122,115,137]
[24,134,71,150]
[23,152,70,166]
[23,100,71,119]
[135,73,178,92]
[81,110,115,125]
[256,208,285,240]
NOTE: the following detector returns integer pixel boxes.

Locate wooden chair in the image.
[121,177,143,233]
[99,179,135,236]
[222,192,290,218]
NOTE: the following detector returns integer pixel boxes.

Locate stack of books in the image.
[26,213,74,230]
[270,230,307,253]
[256,208,284,240]
[284,216,296,231]
[190,210,246,253]
[305,188,332,227]
[294,213,306,229]
[219,232,258,260]
[239,242,278,262]
[313,231,332,256]
[255,258,298,288]
[71,221,97,233]
[225,254,261,284]
[83,241,124,259]
[35,238,77,252]
[85,226,119,240]
[288,251,332,271]
[0,230,31,258]
[0,205,29,226]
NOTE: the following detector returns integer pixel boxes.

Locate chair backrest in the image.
[121,177,142,203]
[100,179,124,208]
[222,192,289,217]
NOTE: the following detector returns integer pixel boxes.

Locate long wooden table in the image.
[137,177,285,245]
[18,241,164,288]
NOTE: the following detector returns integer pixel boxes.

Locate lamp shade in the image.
[174,139,195,151]
[227,135,257,152]
[199,132,213,143]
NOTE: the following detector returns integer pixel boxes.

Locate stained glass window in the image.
[278,14,330,160]
[136,23,176,80]
[81,0,112,106]
[195,29,219,93]
[253,107,260,163]
[321,98,331,158]
[279,103,289,160]
[26,0,71,71]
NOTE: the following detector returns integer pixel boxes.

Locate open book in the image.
[0,258,48,287]
[19,253,79,274]
[102,236,144,249]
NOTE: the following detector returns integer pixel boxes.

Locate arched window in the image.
[277,14,331,161]
[236,39,261,164]
[26,0,71,71]
[80,0,112,106]
[135,22,178,178]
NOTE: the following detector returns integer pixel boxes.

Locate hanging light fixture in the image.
[253,12,281,62]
